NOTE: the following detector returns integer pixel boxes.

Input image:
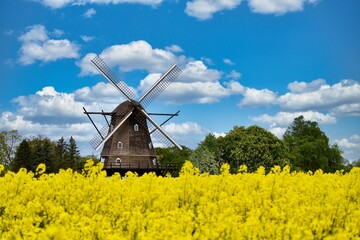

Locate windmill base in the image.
[103,162,180,177]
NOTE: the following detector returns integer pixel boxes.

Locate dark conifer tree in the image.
[12,139,32,172]
[55,137,67,171]
[66,136,80,170]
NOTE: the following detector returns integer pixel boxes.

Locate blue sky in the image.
[0,0,359,161]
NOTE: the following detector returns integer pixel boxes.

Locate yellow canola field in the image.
[0,161,359,240]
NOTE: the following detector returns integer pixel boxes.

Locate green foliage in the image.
[11,139,32,172]
[190,134,223,174]
[219,126,289,173]
[190,147,220,174]
[284,116,344,173]
[0,130,21,166]
[155,146,192,176]
[29,136,56,172]
[11,136,82,173]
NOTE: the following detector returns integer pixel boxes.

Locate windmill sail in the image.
[90,107,134,150]
[85,55,183,176]
[91,55,136,101]
[138,64,182,108]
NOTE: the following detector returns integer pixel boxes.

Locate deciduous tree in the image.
[283,116,344,172]
[219,126,288,173]
[0,130,21,166]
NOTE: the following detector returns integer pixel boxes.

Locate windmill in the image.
[83,55,182,175]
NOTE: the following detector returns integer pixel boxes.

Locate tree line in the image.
[156,116,359,175]
[0,133,93,173]
[1,115,359,175]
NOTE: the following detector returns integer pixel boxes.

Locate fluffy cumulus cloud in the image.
[241,79,360,117]
[238,88,277,107]
[251,111,337,128]
[34,0,320,19]
[334,135,360,161]
[75,82,132,105]
[78,40,245,104]
[36,0,163,9]
[12,86,85,123]
[77,40,188,76]
[248,0,319,15]
[184,0,319,20]
[278,79,360,112]
[0,111,93,142]
[137,70,243,104]
[18,25,79,65]
[185,0,242,20]
[164,122,203,135]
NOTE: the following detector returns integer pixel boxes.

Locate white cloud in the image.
[77,41,245,104]
[178,61,222,83]
[269,127,287,139]
[200,57,214,65]
[334,135,360,161]
[213,132,226,138]
[165,45,183,53]
[223,58,235,65]
[80,35,95,42]
[185,0,242,20]
[77,40,188,76]
[248,0,319,15]
[287,79,326,93]
[83,8,96,18]
[251,111,336,128]
[36,0,163,9]
[330,103,360,117]
[0,111,93,142]
[12,86,85,123]
[278,79,360,112]
[138,73,244,104]
[226,70,241,80]
[238,88,277,107]
[18,25,79,65]
[52,29,64,37]
[164,122,203,135]
[75,82,130,105]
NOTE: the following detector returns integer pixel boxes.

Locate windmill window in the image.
[134,124,139,131]
[117,141,123,149]
[115,158,121,165]
[152,158,157,166]
[148,142,153,149]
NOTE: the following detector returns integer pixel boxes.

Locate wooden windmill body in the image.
[84,56,182,175]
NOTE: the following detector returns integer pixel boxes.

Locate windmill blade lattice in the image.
[139,65,182,108]
[89,124,110,149]
[91,55,136,100]
[89,108,133,150]
[135,111,181,149]
[135,114,174,148]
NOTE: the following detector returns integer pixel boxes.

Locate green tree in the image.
[30,137,55,172]
[155,146,192,176]
[11,139,32,172]
[0,130,21,166]
[190,147,219,174]
[65,136,80,170]
[219,125,288,173]
[54,137,67,171]
[283,116,344,173]
[190,134,223,174]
